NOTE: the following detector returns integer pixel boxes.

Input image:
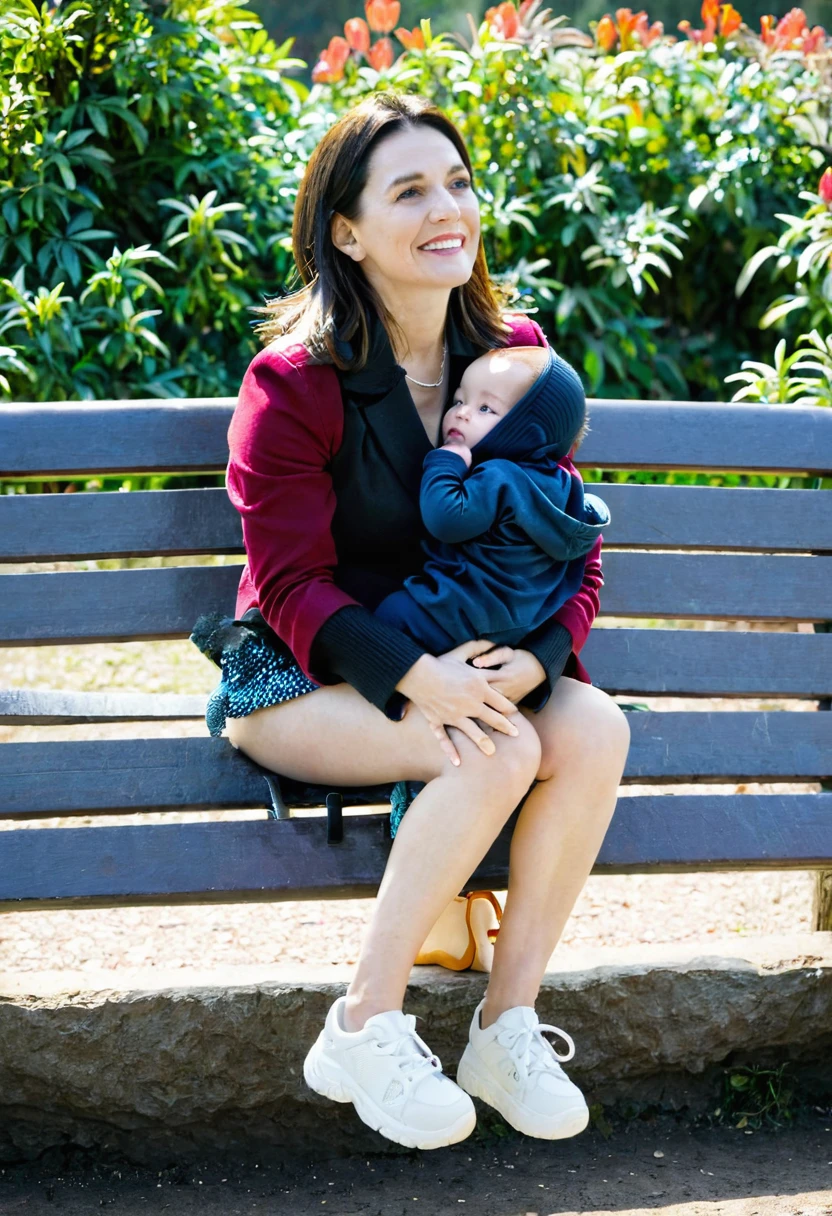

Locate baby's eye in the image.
[478,404,493,414]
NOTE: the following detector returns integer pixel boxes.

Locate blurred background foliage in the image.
[251,0,829,70]
[1,0,830,496]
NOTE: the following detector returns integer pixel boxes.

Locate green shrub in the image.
[0,0,305,399]
[1,0,830,415]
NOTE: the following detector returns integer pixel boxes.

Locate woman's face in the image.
[331,125,480,297]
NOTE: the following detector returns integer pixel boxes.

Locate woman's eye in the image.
[453,178,471,190]
[397,187,419,200]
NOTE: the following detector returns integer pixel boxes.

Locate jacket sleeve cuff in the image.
[309,605,427,720]
[519,621,574,713]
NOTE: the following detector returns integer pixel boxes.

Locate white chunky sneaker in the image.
[303,996,477,1150]
[456,998,589,1140]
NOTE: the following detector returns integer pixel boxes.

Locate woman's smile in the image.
[418,231,467,256]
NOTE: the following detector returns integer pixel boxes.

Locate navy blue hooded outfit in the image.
[374,345,611,653]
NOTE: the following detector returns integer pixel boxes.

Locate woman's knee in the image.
[536,682,630,781]
[454,713,541,795]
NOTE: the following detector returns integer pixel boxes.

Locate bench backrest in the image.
[1,398,831,911]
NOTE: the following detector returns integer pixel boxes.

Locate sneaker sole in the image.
[303,1031,477,1151]
[456,1045,589,1140]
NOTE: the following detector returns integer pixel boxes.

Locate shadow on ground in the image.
[1,1111,831,1215]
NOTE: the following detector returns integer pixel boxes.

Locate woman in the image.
[217,92,630,1150]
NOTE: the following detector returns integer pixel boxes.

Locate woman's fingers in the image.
[430,722,461,767]
[472,646,514,668]
[443,638,497,664]
[475,705,519,736]
[483,685,521,718]
[457,719,497,756]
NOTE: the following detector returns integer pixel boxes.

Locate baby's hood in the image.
[470,345,586,466]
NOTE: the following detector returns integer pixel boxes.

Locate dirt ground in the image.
[2,1114,831,1215]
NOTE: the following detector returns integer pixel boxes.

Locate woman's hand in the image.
[471,645,547,705]
[395,639,521,766]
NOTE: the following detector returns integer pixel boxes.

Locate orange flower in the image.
[518,0,535,16]
[819,168,832,205]
[634,11,663,45]
[365,0,400,34]
[395,24,425,49]
[760,14,776,44]
[615,7,636,46]
[344,17,370,52]
[719,4,741,36]
[311,35,351,83]
[701,0,720,26]
[367,35,395,69]
[485,1,520,39]
[596,13,617,49]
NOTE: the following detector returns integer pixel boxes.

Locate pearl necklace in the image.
[404,341,448,389]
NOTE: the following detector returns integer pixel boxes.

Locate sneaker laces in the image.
[374,1015,443,1087]
[496,1021,576,1080]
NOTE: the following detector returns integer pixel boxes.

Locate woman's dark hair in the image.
[253,92,513,369]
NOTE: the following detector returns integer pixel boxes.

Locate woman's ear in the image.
[331,213,365,262]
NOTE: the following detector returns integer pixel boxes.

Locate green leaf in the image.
[735,246,780,298]
[759,298,807,329]
[2,198,19,234]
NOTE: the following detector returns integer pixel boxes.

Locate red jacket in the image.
[227,313,602,691]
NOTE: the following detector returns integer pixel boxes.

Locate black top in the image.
[309,305,576,717]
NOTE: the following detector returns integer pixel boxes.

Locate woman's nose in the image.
[429,186,462,223]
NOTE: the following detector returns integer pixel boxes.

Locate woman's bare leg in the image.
[480,677,631,1030]
[227,685,541,1031]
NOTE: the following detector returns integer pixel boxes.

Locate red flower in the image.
[485,2,520,39]
[311,35,351,83]
[758,8,827,53]
[800,25,826,53]
[367,35,395,69]
[596,13,617,49]
[774,6,807,45]
[395,24,425,50]
[819,168,832,206]
[344,17,370,53]
[634,11,663,45]
[518,0,535,16]
[365,0,400,34]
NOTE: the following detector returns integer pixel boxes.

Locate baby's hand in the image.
[440,440,472,469]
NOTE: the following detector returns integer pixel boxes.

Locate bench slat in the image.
[3,485,830,563]
[2,554,830,647]
[0,690,208,724]
[582,627,832,698]
[1,793,830,910]
[3,402,831,477]
[2,712,829,818]
[1,630,830,725]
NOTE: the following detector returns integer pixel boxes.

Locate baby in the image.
[374,343,610,653]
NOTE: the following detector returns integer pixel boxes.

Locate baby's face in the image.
[442,351,537,450]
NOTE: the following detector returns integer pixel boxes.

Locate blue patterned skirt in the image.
[189,609,419,837]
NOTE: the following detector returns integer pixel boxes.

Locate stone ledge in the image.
[1,932,831,1166]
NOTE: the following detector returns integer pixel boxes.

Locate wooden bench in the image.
[2,397,831,929]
